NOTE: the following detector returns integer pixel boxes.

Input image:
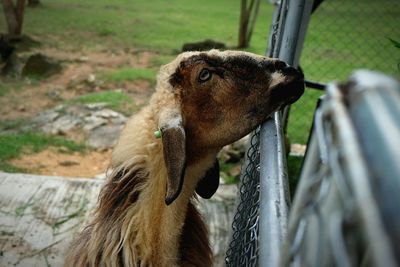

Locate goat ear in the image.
[195,160,220,199]
[160,113,186,205]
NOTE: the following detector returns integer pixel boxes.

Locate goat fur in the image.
[65,50,304,267]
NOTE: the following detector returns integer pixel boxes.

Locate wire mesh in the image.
[226,1,400,265]
[287,0,400,146]
[225,128,261,267]
[225,0,307,264]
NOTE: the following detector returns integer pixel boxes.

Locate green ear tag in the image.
[154,130,162,139]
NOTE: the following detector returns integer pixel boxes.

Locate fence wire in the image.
[225,0,400,266]
[288,0,400,146]
[225,128,261,267]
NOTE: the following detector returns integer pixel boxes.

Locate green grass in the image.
[68,90,136,113]
[149,55,176,68]
[0,80,26,97]
[103,68,156,83]
[0,84,6,97]
[0,0,394,146]
[0,0,273,54]
[301,0,400,82]
[0,132,86,172]
[287,0,400,145]
[287,155,304,196]
[1,0,398,181]
[287,89,323,144]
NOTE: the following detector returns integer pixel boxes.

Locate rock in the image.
[83,116,107,131]
[46,89,63,101]
[47,115,81,135]
[86,74,96,83]
[22,53,62,77]
[197,184,237,266]
[66,105,90,117]
[1,34,41,76]
[17,105,26,112]
[110,115,128,125]
[1,51,22,76]
[32,110,60,126]
[93,109,121,119]
[88,125,124,150]
[0,173,237,267]
[32,104,128,149]
[78,56,89,63]
[54,104,67,112]
[181,39,226,52]
[85,103,109,110]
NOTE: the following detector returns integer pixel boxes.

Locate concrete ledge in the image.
[0,172,102,267]
[0,172,237,266]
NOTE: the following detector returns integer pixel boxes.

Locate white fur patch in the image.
[165,115,182,128]
[158,108,183,130]
[269,71,286,88]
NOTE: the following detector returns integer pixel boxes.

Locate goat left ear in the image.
[160,112,186,205]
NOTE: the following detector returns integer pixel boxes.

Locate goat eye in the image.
[198,69,212,82]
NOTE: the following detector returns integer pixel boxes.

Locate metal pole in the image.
[278,0,313,67]
[258,0,313,266]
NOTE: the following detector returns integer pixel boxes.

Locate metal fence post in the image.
[258,0,314,266]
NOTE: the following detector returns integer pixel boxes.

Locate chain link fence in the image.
[288,0,400,146]
[225,0,400,266]
[225,129,261,267]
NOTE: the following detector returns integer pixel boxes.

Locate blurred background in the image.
[0,0,399,184]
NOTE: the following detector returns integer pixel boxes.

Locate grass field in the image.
[1,0,399,179]
[10,0,273,54]
[0,132,86,172]
[1,0,398,143]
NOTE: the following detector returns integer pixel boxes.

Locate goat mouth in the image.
[287,79,305,104]
[270,78,305,106]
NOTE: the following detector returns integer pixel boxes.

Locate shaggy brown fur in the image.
[65,50,304,267]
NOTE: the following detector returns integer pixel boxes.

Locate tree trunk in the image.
[2,0,25,37]
[246,0,260,47]
[238,0,249,49]
[238,0,261,49]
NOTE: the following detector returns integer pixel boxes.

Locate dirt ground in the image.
[10,148,112,177]
[1,45,158,178]
[0,47,155,121]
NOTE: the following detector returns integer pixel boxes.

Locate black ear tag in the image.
[195,160,220,199]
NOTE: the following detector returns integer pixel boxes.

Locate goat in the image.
[65,50,304,267]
